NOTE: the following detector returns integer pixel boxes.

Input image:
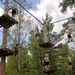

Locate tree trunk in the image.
[0,0,9,75]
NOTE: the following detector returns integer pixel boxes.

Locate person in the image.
[14,44,19,56]
[66,30,73,43]
[67,56,72,71]
[68,56,72,65]
[43,53,51,73]
[9,5,18,18]
[43,64,51,73]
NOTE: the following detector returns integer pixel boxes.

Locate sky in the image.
[28,0,73,31]
[0,3,4,45]
[0,0,75,48]
[27,0,40,10]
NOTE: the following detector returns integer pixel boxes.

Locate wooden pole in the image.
[18,7,21,75]
[0,0,9,75]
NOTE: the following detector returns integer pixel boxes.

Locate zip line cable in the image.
[0,0,74,45]
[0,0,74,46]
[13,0,43,25]
[51,17,73,24]
[13,0,73,25]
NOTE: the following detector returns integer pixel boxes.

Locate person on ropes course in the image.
[9,5,18,18]
[43,52,51,73]
[66,30,73,43]
[67,55,72,71]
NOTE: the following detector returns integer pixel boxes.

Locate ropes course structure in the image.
[13,0,74,25]
[0,0,74,43]
[13,0,75,44]
[0,0,75,75]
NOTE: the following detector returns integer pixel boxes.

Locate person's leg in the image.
[12,10,16,18]
[67,35,73,42]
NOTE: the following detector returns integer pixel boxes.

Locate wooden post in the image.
[0,0,9,75]
[17,7,21,75]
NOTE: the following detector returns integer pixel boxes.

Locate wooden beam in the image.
[0,14,18,28]
[0,48,15,57]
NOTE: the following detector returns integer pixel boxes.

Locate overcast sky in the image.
[0,0,74,46]
[29,0,74,32]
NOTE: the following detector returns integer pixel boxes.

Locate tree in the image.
[5,46,33,75]
[42,14,63,45]
[51,44,70,75]
[59,0,75,13]
[5,0,33,75]
[0,0,3,2]
[28,28,44,75]
[38,14,66,75]
[7,0,33,47]
[5,56,18,75]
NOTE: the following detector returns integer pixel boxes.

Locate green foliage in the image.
[5,56,18,75]
[6,0,33,74]
[52,44,70,75]
[5,46,33,75]
[42,13,62,45]
[28,29,44,75]
[5,8,75,75]
[59,0,75,13]
[7,0,32,47]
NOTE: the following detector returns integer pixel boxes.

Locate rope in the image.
[13,0,73,25]
[13,0,43,25]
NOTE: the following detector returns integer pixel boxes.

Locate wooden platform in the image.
[44,50,50,53]
[0,48,15,57]
[39,42,53,48]
[0,14,18,28]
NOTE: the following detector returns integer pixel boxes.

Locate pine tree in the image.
[59,0,75,13]
[5,0,33,75]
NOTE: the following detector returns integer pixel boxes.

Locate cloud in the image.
[28,0,75,48]
[29,0,73,33]
[0,7,4,16]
